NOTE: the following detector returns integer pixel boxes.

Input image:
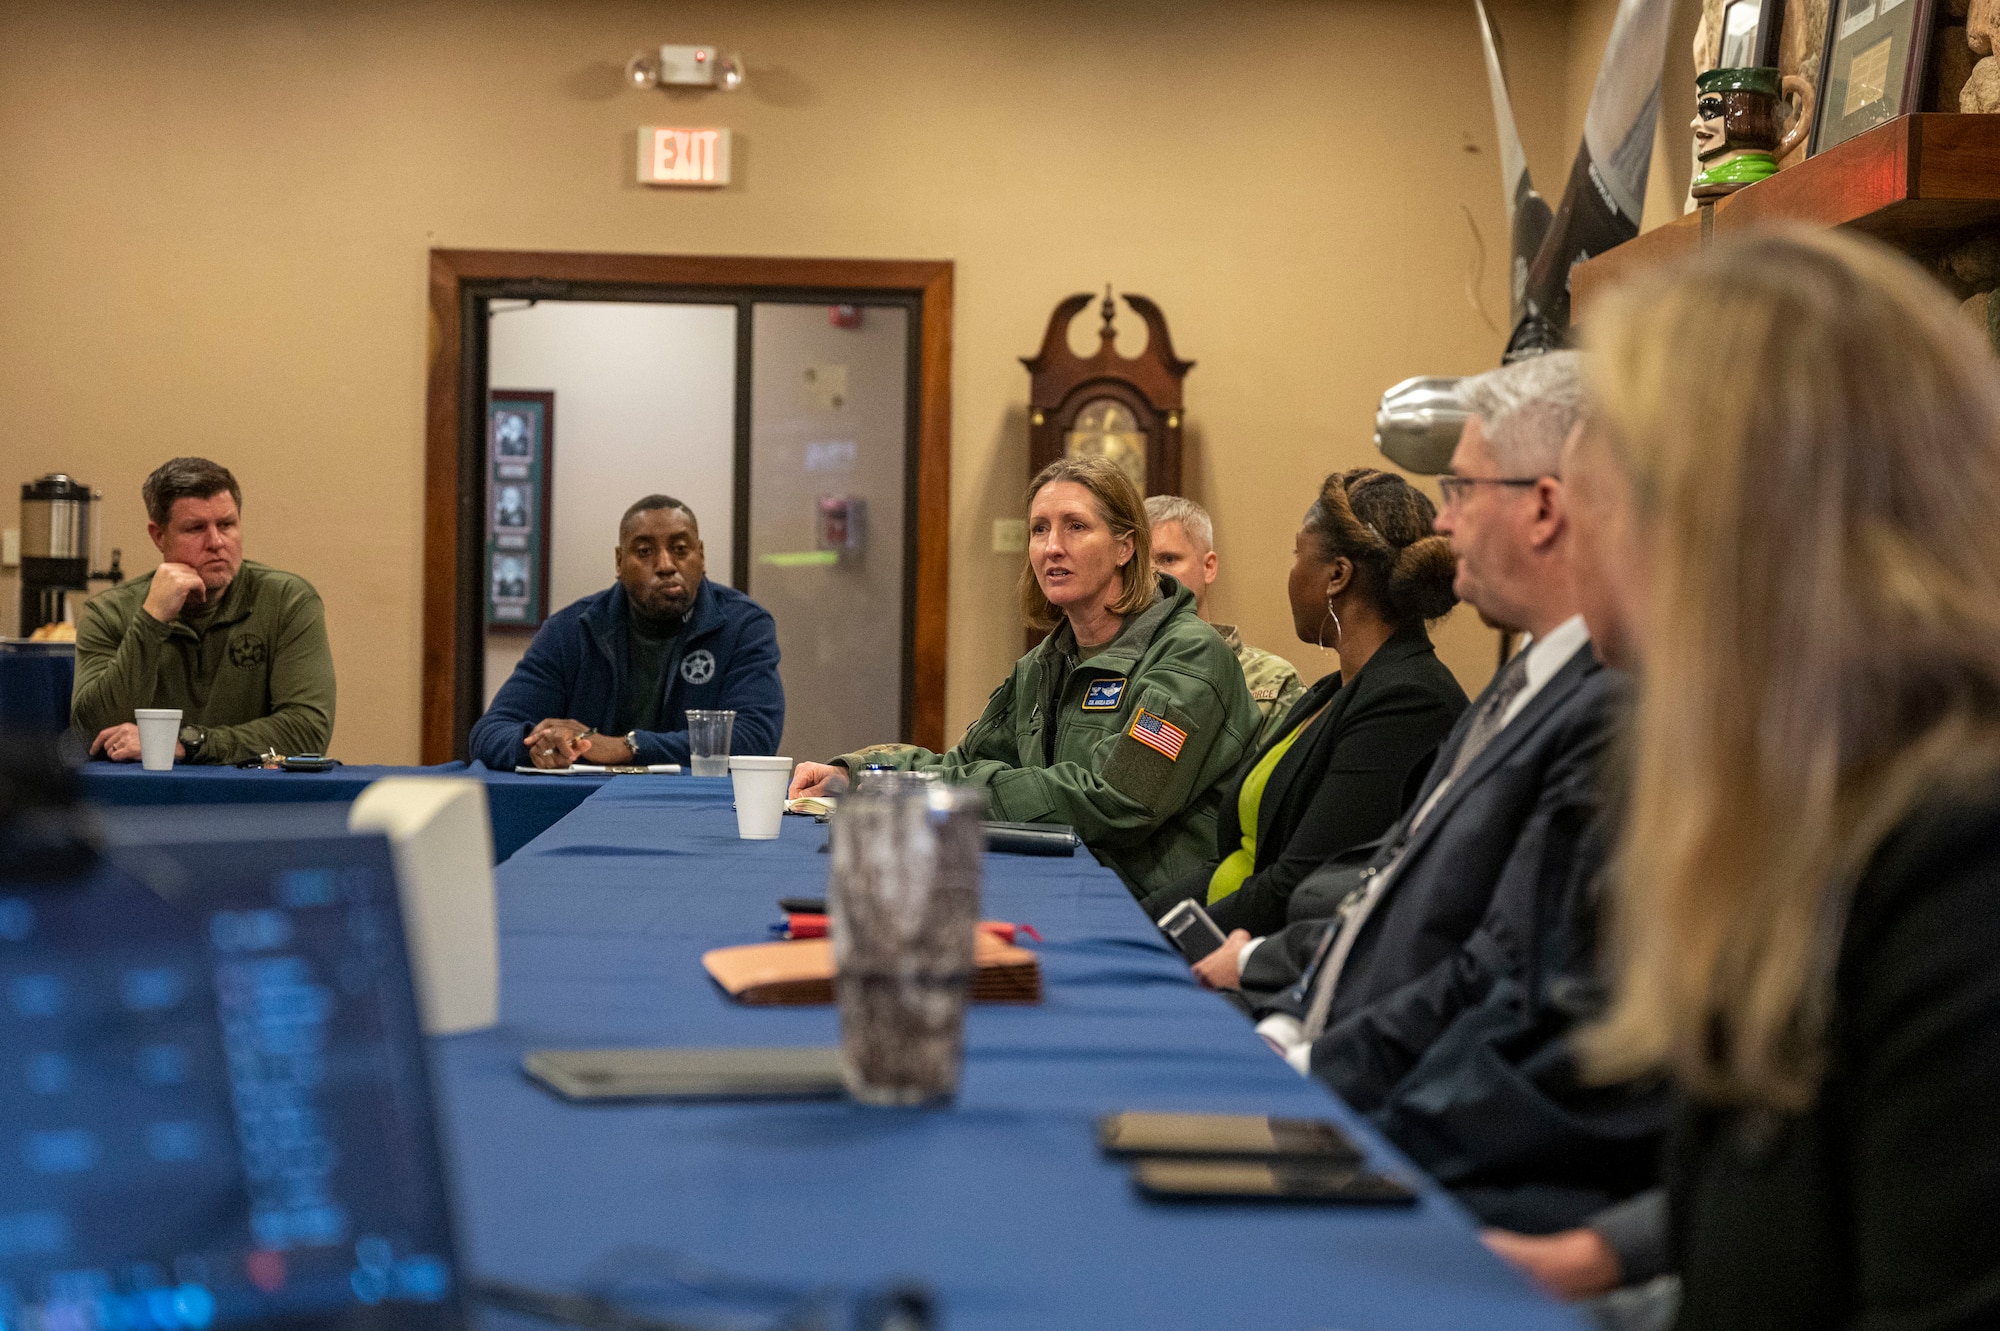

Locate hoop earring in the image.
[1316,599,1342,654]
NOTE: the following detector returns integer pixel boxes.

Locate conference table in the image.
[80,762,608,862]
[434,775,1582,1330]
[0,641,74,737]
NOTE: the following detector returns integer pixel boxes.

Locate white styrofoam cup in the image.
[729,756,793,840]
[134,708,183,771]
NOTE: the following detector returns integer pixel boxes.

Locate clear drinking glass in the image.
[850,767,939,793]
[685,709,736,777]
[828,779,986,1105]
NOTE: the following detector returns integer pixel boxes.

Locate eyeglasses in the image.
[1437,475,1544,506]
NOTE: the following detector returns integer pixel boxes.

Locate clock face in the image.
[1064,398,1146,495]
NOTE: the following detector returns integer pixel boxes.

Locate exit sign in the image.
[637,126,731,187]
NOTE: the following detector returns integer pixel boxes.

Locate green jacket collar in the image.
[1034,573,1192,675]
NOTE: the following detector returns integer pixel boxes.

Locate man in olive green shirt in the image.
[72,457,335,764]
[1146,495,1305,749]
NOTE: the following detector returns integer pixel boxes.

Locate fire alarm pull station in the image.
[817,496,866,566]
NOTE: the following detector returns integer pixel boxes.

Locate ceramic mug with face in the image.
[1690,66,1814,199]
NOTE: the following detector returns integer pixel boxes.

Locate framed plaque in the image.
[485,390,554,630]
[1809,0,1936,156]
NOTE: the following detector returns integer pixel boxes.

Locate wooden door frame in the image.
[423,249,954,764]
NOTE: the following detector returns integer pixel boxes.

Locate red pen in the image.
[774,913,1040,943]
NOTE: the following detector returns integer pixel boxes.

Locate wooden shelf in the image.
[1572,113,2000,319]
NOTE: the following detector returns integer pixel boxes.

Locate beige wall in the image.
[4,0,1618,760]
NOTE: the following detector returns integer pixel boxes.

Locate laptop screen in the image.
[0,820,463,1331]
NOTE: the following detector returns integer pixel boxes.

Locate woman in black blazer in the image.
[1143,469,1467,936]
[1572,231,2000,1328]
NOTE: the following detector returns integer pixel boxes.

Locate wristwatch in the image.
[178,724,207,760]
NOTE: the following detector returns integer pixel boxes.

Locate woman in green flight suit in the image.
[788,456,1260,901]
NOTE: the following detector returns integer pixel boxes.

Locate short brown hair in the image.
[1018,457,1156,632]
[1306,468,1457,625]
[143,457,241,527]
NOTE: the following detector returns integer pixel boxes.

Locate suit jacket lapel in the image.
[1251,626,1437,857]
[1389,647,1599,870]
[1398,663,1494,821]
[1256,672,1346,852]
[1259,624,1439,850]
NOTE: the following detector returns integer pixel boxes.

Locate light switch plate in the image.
[992,518,1026,554]
[2,528,18,567]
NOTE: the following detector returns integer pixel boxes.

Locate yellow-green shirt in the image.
[1205,715,1311,905]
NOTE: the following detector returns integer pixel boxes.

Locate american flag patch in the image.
[1128,709,1187,760]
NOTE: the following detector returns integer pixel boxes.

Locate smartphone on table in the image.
[1130,1159,1417,1205]
[1098,1111,1362,1164]
[1158,898,1229,962]
[524,1047,845,1101]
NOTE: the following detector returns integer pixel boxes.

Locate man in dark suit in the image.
[1207,352,1667,1231]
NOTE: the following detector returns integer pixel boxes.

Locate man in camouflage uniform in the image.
[1145,495,1304,750]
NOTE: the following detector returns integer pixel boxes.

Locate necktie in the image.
[1296,645,1535,1040]
[1434,644,1534,793]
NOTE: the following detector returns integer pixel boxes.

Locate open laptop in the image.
[0,809,465,1331]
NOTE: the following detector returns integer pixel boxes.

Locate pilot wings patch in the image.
[1082,677,1126,710]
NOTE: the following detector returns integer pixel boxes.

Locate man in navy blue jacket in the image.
[470,496,783,770]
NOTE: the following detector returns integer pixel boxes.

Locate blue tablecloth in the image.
[0,643,74,737]
[79,762,617,863]
[435,778,1581,1330]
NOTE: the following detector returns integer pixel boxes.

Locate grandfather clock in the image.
[1022,287,1194,499]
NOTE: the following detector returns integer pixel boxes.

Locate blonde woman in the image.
[789,456,1260,900]
[1579,229,2000,1328]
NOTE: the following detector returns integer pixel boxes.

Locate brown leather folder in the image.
[703,932,1043,1006]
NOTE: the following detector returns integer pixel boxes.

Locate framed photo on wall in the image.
[1715,0,1782,69]
[486,390,554,630]
[1810,0,1936,156]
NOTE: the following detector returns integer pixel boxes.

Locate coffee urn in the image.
[19,474,121,635]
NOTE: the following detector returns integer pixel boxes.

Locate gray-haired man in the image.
[1146,494,1304,749]
[1217,352,1667,1234]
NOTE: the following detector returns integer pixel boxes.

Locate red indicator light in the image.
[246,1251,286,1293]
[695,50,707,61]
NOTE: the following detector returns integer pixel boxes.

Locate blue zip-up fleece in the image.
[469,578,784,770]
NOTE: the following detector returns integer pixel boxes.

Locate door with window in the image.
[423,253,952,765]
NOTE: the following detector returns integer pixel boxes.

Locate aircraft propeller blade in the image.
[1504,0,1674,361]
[1476,0,1553,327]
